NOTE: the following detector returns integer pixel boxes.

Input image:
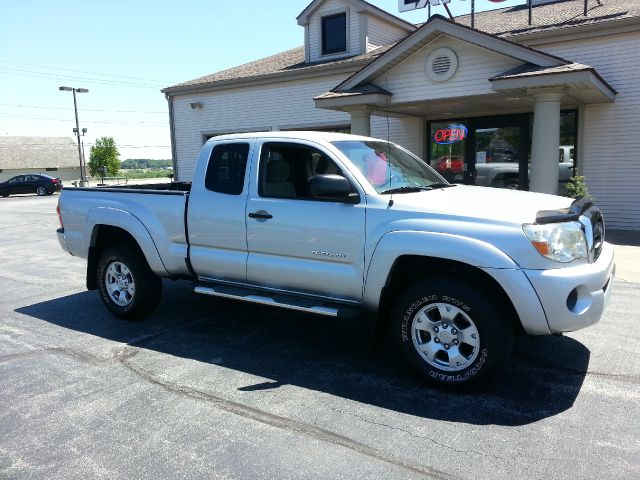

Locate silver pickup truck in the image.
[56,132,615,390]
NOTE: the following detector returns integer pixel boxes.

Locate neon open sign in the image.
[433,125,468,144]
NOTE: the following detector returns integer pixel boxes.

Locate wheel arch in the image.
[364,231,523,345]
[86,218,167,290]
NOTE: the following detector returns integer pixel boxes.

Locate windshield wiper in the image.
[380,186,432,194]
[428,182,456,189]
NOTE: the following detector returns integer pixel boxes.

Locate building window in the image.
[322,13,347,56]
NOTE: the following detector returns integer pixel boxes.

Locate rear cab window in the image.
[205,143,250,195]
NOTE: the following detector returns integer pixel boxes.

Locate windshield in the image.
[332,140,448,194]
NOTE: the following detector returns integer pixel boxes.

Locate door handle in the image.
[248,211,273,220]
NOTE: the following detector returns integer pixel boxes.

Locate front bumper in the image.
[524,242,615,333]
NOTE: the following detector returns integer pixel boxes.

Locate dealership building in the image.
[163,0,640,230]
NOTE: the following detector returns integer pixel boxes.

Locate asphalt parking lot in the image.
[1,194,639,480]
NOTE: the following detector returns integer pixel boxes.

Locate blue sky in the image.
[0,0,524,159]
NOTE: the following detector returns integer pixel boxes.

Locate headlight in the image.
[523,221,588,263]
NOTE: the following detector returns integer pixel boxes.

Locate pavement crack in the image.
[516,355,640,385]
[0,347,102,364]
[114,347,454,480]
[326,406,504,462]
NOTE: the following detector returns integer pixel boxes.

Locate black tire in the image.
[393,277,514,391]
[36,186,47,196]
[1,194,8,198]
[97,243,162,320]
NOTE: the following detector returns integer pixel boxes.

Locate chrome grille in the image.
[580,206,604,262]
[591,210,604,261]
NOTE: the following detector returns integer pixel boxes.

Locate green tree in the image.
[88,137,120,177]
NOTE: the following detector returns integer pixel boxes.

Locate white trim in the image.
[360,11,368,54]
[305,25,311,63]
[491,70,616,103]
[314,92,391,110]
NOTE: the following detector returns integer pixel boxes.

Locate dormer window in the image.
[321,12,347,56]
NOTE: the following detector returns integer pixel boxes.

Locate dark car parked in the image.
[0,174,63,197]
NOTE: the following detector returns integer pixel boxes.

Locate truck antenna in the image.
[385,77,393,207]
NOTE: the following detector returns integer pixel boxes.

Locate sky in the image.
[0,0,525,160]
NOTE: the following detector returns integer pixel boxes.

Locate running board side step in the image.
[195,284,350,317]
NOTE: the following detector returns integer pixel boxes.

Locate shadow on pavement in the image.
[16,280,590,427]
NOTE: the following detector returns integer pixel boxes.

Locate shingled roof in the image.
[454,0,640,37]
[163,0,640,94]
[163,44,394,93]
[0,137,79,170]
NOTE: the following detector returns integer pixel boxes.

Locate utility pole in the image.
[59,86,89,186]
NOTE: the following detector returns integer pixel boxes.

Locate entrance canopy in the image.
[314,15,615,118]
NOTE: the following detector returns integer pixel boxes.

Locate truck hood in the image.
[388,185,573,225]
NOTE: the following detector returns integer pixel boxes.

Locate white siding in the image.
[307,0,362,63]
[371,116,423,158]
[376,36,522,105]
[172,74,350,181]
[540,32,640,230]
[366,14,407,51]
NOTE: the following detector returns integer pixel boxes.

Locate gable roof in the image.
[335,14,568,92]
[0,137,79,170]
[297,0,415,31]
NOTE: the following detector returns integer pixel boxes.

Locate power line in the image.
[0,103,167,115]
[0,68,166,89]
[0,59,178,84]
[0,144,171,148]
[0,113,168,127]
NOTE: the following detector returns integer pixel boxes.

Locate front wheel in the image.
[393,277,514,391]
[97,244,162,320]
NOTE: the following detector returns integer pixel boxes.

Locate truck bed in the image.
[58,183,191,277]
[70,181,192,193]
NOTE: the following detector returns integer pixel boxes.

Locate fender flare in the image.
[363,230,517,309]
[84,206,169,277]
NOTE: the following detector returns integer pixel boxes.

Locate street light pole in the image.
[59,86,89,186]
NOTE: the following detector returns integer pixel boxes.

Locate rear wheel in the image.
[393,277,514,391]
[36,186,47,196]
[97,244,162,320]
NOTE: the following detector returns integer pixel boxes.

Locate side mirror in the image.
[309,174,359,203]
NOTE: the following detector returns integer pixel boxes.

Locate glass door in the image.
[428,121,471,184]
[469,115,529,190]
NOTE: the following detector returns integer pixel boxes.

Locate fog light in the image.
[566,288,578,311]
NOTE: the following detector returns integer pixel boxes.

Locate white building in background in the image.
[163,0,640,230]
[0,136,81,182]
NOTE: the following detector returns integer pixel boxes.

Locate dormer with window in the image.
[297,0,415,63]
